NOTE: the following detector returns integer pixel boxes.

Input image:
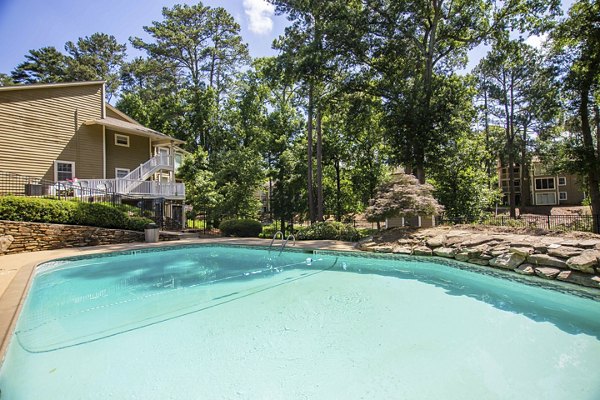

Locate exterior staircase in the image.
[120,154,172,193]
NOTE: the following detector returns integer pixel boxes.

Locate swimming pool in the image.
[1,245,599,399]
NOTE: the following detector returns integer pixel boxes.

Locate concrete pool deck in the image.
[0,237,357,358]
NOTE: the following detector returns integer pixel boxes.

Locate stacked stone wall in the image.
[358,228,600,290]
[0,220,178,255]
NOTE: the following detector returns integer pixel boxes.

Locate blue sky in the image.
[0,0,287,74]
[0,0,574,76]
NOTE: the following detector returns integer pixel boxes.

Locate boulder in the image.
[460,235,496,247]
[426,235,446,248]
[509,246,535,257]
[534,267,562,280]
[514,264,535,275]
[566,250,600,274]
[434,247,457,258]
[455,252,469,262]
[392,246,412,255]
[468,258,489,266]
[527,254,568,269]
[489,253,526,270]
[413,246,433,256]
[0,235,14,252]
[547,246,584,259]
[578,239,600,249]
[557,271,600,289]
[373,246,393,253]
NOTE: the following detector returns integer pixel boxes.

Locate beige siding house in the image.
[498,159,585,206]
[0,81,186,228]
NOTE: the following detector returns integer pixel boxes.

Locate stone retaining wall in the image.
[357,228,600,290]
[0,220,178,255]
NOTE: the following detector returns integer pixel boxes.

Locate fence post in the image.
[547,215,551,230]
[596,214,600,235]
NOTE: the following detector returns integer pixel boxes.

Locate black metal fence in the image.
[0,171,121,205]
[437,213,600,233]
[0,171,182,230]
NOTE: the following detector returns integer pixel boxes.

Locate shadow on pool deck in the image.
[0,237,357,358]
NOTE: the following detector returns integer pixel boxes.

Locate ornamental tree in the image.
[365,172,443,224]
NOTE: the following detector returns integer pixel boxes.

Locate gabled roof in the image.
[84,116,184,145]
[0,80,105,92]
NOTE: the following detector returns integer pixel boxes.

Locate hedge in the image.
[0,196,154,231]
[219,219,262,237]
[295,221,361,241]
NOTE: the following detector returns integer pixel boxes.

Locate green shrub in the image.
[72,202,128,229]
[127,216,156,231]
[0,196,154,231]
[0,196,76,223]
[257,222,294,238]
[219,219,262,237]
[295,221,361,242]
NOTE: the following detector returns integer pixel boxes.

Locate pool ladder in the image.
[268,231,296,256]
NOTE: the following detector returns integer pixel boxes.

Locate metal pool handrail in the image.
[268,231,284,254]
[279,234,296,256]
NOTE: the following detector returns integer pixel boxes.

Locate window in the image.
[114,134,130,147]
[115,168,130,179]
[513,180,520,187]
[559,192,567,201]
[536,192,557,205]
[54,161,75,181]
[535,178,555,190]
[501,180,509,188]
[174,154,182,171]
[558,177,566,186]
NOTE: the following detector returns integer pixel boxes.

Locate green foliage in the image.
[218,219,262,237]
[295,222,361,242]
[429,130,502,220]
[11,47,70,84]
[0,196,152,231]
[64,33,127,101]
[0,196,76,223]
[11,34,126,100]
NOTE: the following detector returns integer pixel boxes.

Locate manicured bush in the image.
[0,196,76,224]
[127,216,156,231]
[72,202,128,229]
[0,196,153,231]
[219,219,262,237]
[295,221,361,242]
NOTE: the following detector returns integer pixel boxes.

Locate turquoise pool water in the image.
[1,245,599,399]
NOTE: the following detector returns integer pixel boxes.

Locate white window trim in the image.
[559,191,567,201]
[535,192,557,205]
[114,133,130,147]
[115,168,130,179]
[54,160,75,182]
[558,177,567,186]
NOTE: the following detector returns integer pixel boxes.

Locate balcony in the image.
[63,179,185,199]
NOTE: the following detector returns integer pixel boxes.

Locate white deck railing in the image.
[75,179,185,198]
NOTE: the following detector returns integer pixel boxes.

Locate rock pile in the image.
[357,228,600,290]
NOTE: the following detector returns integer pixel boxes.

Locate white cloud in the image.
[525,33,548,49]
[243,0,275,35]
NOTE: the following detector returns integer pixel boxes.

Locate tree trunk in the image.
[520,123,531,207]
[316,106,324,221]
[335,158,341,222]
[580,87,600,232]
[307,83,316,223]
